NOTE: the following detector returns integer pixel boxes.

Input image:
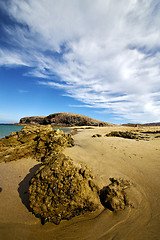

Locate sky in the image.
[0,0,160,124]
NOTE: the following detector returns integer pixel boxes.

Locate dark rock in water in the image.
[0,125,74,163]
[29,153,101,224]
[100,178,131,211]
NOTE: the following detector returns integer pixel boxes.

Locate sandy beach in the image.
[0,126,160,240]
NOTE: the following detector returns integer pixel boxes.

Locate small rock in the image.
[100,178,131,211]
[92,134,102,138]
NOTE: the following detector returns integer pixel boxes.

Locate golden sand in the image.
[0,126,160,240]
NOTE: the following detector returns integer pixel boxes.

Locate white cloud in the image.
[1,0,160,122]
[18,89,28,94]
[0,49,29,66]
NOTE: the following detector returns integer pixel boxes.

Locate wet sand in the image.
[0,126,160,240]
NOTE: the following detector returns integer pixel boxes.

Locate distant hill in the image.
[143,122,160,126]
[20,112,112,127]
[121,123,142,127]
[122,122,160,127]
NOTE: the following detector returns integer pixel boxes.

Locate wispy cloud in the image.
[0,0,160,122]
[18,89,28,94]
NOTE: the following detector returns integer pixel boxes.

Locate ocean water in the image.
[0,124,70,139]
[0,124,24,139]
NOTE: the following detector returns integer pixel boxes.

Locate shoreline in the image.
[0,126,160,239]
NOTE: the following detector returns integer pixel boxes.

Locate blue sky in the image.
[0,0,160,124]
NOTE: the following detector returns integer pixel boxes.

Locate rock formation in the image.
[29,154,101,224]
[0,125,101,224]
[20,112,111,127]
[105,131,141,140]
[92,134,102,138]
[0,125,74,163]
[19,116,46,125]
[100,178,132,211]
[0,125,133,225]
[105,130,160,140]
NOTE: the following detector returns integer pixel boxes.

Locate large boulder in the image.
[29,153,101,224]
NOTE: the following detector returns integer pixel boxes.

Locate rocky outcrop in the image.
[105,130,160,140]
[20,116,46,125]
[100,178,132,211]
[0,125,133,225]
[0,125,103,224]
[0,125,102,224]
[29,154,101,224]
[20,112,111,127]
[0,125,74,163]
[105,131,142,140]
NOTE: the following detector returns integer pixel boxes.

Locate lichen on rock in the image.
[29,153,101,224]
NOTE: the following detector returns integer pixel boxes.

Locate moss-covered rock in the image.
[29,153,101,224]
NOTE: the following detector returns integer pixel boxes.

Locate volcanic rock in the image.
[19,116,46,125]
[0,125,133,225]
[100,178,131,211]
[105,130,160,140]
[0,125,74,163]
[29,153,101,224]
[20,112,111,127]
[92,134,102,138]
[105,131,140,139]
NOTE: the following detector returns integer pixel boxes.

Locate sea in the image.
[0,124,71,139]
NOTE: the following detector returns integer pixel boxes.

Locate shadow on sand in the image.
[18,163,42,210]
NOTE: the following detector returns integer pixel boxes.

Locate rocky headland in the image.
[19,112,112,127]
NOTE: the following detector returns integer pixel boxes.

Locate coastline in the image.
[0,126,160,239]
